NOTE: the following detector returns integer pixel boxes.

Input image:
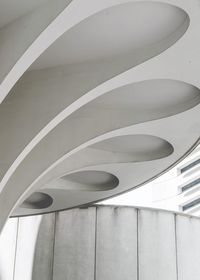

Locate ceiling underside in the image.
[0,0,199,221]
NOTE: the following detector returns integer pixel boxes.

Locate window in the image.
[181,178,200,192]
[182,197,200,211]
[180,159,200,174]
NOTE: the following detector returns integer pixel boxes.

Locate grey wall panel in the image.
[14,215,44,280]
[176,214,200,280]
[14,213,55,280]
[52,208,96,280]
[1,206,200,280]
[31,213,55,280]
[96,206,137,280]
[0,218,18,280]
[138,209,177,280]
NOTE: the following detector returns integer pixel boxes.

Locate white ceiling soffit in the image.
[0,0,199,221]
[0,0,47,29]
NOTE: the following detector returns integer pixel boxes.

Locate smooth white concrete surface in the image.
[21,192,53,209]
[138,209,177,280]
[92,134,174,160]
[31,213,55,280]
[0,0,73,102]
[31,2,189,69]
[0,0,199,230]
[0,0,47,29]
[96,206,137,280]
[1,205,200,280]
[53,208,96,280]
[62,170,119,191]
[0,218,18,279]
[14,216,43,280]
[176,214,200,280]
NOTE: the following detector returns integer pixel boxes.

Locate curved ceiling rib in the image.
[0,0,199,230]
[0,0,141,104]
[0,0,73,103]
[0,0,191,192]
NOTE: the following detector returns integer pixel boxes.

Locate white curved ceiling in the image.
[31,1,189,69]
[0,0,47,29]
[0,0,199,222]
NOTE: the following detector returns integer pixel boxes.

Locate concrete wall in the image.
[0,205,200,280]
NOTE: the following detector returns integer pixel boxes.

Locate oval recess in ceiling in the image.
[74,79,200,125]
[91,135,174,161]
[31,2,189,70]
[44,171,119,191]
[21,192,53,209]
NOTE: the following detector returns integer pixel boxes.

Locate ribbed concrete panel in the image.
[176,214,200,280]
[1,206,200,280]
[14,215,43,280]
[138,209,177,280]
[0,218,18,280]
[31,213,55,280]
[52,208,96,280]
[96,206,137,280]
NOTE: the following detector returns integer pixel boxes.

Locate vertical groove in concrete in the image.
[94,207,97,280]
[2,207,200,280]
[174,214,179,280]
[137,209,139,280]
[13,218,19,280]
[51,212,57,280]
